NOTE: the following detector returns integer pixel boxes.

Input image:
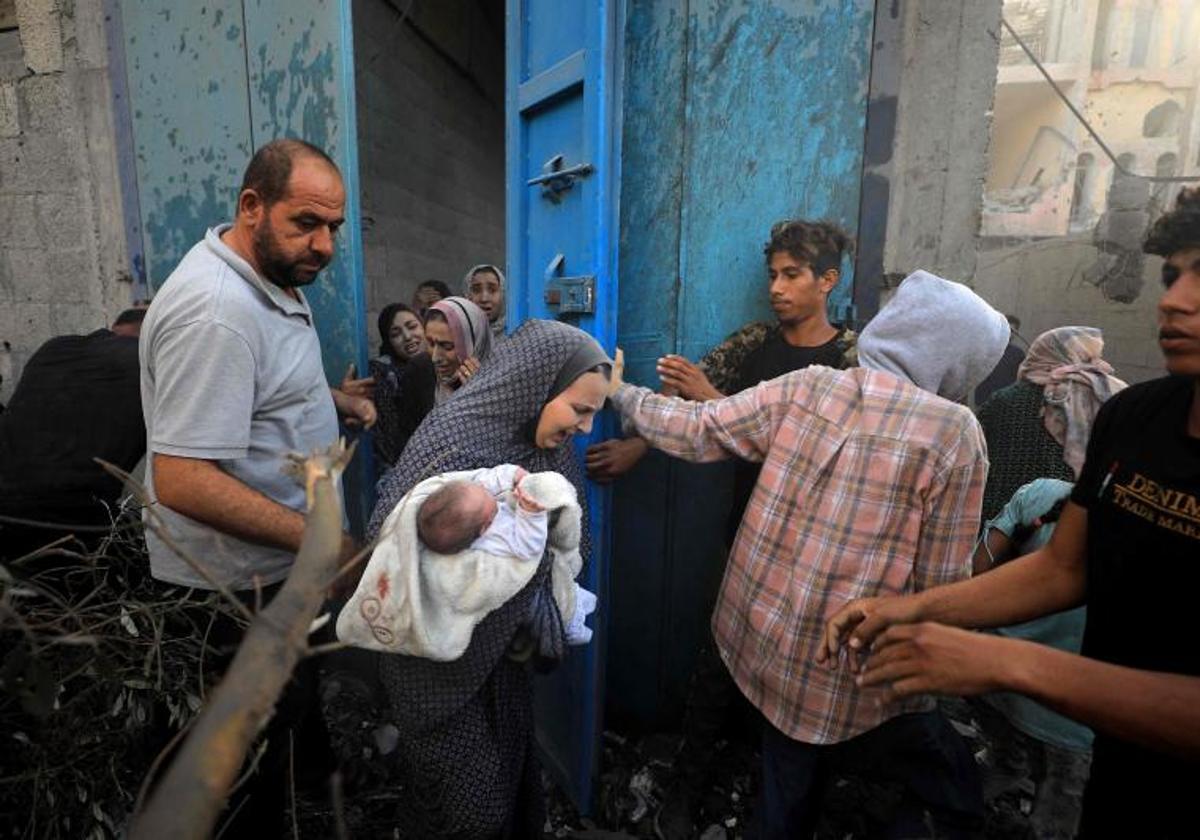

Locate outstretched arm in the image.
[820,500,1089,662]
[856,622,1200,760]
[608,376,787,465]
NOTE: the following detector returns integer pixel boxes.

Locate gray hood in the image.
[858,270,1009,402]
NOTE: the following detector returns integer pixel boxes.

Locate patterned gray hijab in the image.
[368,319,610,729]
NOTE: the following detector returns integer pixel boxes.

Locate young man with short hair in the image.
[824,188,1200,838]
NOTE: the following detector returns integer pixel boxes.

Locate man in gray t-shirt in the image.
[140,139,374,592]
[138,139,374,835]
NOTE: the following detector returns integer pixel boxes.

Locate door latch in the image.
[543,253,595,316]
[527,154,594,203]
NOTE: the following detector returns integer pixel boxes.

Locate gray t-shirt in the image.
[139,225,339,590]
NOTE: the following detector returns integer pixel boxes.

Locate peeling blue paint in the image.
[120,1,252,289]
[609,0,876,733]
[143,175,225,282]
[242,0,364,387]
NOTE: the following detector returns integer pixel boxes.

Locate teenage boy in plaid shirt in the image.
[609,270,1010,838]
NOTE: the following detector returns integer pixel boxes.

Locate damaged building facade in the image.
[0,0,131,406]
[977,0,1200,382]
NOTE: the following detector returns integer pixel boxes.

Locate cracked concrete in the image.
[0,0,129,404]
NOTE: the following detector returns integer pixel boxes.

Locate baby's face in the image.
[463,483,499,533]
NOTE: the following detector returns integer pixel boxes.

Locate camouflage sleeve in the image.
[837,328,859,369]
[697,321,771,394]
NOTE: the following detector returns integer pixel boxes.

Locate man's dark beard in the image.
[252,219,327,288]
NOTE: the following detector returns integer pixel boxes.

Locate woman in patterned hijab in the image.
[424,296,494,405]
[1017,326,1127,476]
[367,319,611,839]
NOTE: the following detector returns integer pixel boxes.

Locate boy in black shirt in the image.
[822,188,1200,837]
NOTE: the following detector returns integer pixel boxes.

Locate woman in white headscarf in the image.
[424,296,493,405]
[463,263,507,341]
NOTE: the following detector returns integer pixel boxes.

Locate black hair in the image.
[763,219,855,278]
[415,279,453,298]
[113,308,146,327]
[1144,187,1200,258]
[377,302,419,358]
[417,481,484,554]
[239,138,339,208]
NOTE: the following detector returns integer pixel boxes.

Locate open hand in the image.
[340,363,376,401]
[585,437,649,483]
[607,347,625,396]
[656,355,722,401]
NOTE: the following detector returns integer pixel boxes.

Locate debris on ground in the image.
[2,516,1084,839]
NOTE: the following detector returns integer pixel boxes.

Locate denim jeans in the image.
[756,711,984,840]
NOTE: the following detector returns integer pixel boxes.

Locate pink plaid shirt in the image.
[611,366,987,744]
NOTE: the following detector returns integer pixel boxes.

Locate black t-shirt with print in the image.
[1070,375,1200,836]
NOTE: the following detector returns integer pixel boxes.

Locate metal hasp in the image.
[528,154,594,203]
[543,253,596,316]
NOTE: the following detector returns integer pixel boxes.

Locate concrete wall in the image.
[0,0,129,405]
[353,0,505,341]
[878,0,1004,287]
[974,236,1166,383]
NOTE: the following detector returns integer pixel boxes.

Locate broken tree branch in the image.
[126,441,352,840]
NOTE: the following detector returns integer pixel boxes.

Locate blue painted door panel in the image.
[120,1,253,291]
[507,0,623,812]
[677,0,873,357]
[609,0,875,728]
[120,0,367,386]
[242,0,368,386]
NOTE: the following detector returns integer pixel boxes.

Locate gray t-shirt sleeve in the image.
[148,320,256,459]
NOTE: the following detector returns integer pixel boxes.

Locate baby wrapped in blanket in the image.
[336,464,596,660]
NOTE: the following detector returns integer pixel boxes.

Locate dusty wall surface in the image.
[975,236,1166,384]
[353,0,505,343]
[0,0,129,405]
[879,0,1004,287]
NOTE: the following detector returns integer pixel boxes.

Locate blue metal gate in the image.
[609,0,877,727]
[116,0,366,387]
[506,0,624,811]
